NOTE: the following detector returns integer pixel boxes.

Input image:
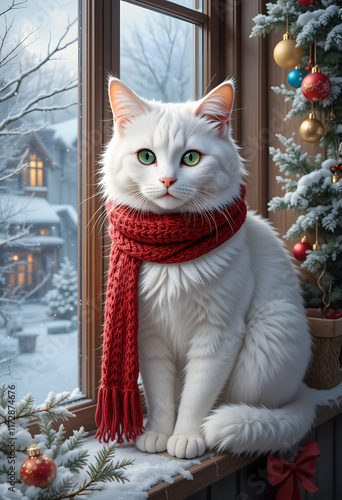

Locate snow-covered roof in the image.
[52,204,78,227]
[20,236,65,247]
[47,118,78,149]
[0,195,60,224]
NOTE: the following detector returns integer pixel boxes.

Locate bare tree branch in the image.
[0,148,28,182]
[0,18,77,102]
[0,80,77,131]
[0,122,48,136]
[0,357,19,380]
[0,0,27,18]
[0,23,38,68]
[0,228,31,247]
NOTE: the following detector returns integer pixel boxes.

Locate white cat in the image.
[101,78,316,459]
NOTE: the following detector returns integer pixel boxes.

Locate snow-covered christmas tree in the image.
[45,258,78,320]
[251,0,342,312]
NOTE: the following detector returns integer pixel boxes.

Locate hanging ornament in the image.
[20,442,57,489]
[297,0,317,5]
[305,42,313,72]
[273,14,302,68]
[312,223,321,251]
[288,66,307,88]
[301,67,331,101]
[330,164,342,183]
[299,112,324,143]
[293,235,312,261]
[329,104,336,121]
[301,40,331,101]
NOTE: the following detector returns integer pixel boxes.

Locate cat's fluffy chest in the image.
[138,224,252,358]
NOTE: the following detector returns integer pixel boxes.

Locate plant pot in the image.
[17,334,38,354]
[305,308,342,390]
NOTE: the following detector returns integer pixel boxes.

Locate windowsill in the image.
[147,402,342,499]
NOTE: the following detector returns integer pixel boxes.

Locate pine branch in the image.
[35,475,75,500]
[59,449,89,473]
[62,427,87,452]
[51,444,134,500]
[0,383,8,407]
[0,391,73,426]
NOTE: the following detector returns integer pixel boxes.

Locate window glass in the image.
[120,1,203,102]
[165,0,203,12]
[0,0,81,403]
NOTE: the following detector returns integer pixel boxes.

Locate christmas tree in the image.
[0,386,134,498]
[251,0,342,312]
[45,257,78,320]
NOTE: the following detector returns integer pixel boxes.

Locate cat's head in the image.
[101,78,246,215]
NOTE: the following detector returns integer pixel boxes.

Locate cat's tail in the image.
[202,383,316,455]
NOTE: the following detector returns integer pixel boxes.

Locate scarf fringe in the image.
[95,386,144,443]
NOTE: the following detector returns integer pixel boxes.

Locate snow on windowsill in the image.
[80,434,212,500]
[311,375,342,409]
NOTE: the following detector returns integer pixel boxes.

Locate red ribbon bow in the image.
[267,440,320,500]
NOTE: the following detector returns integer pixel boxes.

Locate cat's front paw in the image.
[167,434,206,459]
[136,431,170,453]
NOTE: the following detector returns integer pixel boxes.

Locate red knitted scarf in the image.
[95,185,247,443]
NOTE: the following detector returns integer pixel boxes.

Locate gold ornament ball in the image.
[312,241,321,251]
[332,173,340,183]
[299,113,324,143]
[273,34,303,69]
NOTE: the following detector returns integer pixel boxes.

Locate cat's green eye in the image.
[182,151,201,166]
[138,149,156,165]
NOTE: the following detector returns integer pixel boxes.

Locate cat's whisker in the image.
[87,203,106,231]
[80,191,102,206]
[189,192,221,235]
[189,196,218,236]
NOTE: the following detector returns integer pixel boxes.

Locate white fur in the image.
[101,78,316,459]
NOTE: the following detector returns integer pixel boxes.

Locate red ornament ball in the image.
[20,454,57,489]
[330,164,342,172]
[293,240,312,261]
[325,310,342,320]
[301,71,331,102]
[297,0,317,5]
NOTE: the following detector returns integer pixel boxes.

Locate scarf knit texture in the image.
[95,184,247,443]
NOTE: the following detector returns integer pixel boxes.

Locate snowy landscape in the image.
[0,301,79,403]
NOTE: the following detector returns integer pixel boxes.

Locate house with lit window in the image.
[0,118,78,296]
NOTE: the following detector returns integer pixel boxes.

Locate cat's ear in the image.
[195,81,234,136]
[108,78,148,133]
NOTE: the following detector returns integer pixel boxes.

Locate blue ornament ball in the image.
[287,67,307,88]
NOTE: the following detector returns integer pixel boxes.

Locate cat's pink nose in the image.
[159,177,177,188]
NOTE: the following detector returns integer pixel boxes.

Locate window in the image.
[7,253,34,291]
[120,1,203,101]
[22,153,45,187]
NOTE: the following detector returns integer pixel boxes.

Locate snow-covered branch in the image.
[0,18,77,103]
[0,80,77,132]
[0,148,28,182]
